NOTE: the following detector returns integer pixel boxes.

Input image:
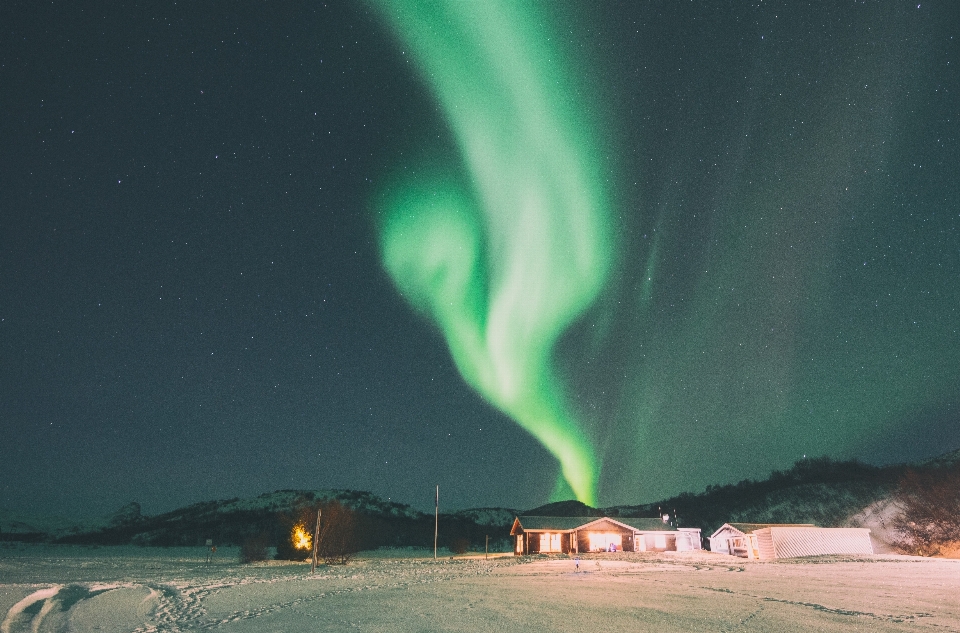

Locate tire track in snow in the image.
[0,586,60,633]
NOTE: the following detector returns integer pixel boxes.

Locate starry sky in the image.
[2,0,957,519]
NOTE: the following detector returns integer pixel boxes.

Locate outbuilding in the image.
[709,523,874,559]
[510,516,702,555]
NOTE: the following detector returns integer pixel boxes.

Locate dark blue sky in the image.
[2,0,957,519]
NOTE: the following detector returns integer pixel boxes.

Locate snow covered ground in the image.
[2,543,958,632]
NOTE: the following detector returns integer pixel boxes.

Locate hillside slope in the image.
[606,457,904,536]
[47,489,518,551]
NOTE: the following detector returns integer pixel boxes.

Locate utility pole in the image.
[434,485,439,559]
[311,508,321,573]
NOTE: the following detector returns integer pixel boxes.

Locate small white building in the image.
[710,523,874,559]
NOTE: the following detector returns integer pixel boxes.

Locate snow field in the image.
[1,545,958,632]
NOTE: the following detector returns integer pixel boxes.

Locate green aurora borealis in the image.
[370,1,959,506]
[372,0,613,504]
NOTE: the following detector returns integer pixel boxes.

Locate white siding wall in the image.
[709,527,741,554]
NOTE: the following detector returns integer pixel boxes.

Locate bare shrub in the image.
[448,537,470,555]
[892,464,960,556]
[239,533,270,564]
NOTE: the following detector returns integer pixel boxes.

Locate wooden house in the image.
[709,523,874,559]
[510,516,703,555]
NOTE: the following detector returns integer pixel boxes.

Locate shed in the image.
[710,523,874,559]
[510,516,702,555]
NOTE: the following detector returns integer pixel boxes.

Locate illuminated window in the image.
[588,532,622,552]
[539,532,562,552]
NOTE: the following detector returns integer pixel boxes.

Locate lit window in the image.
[539,532,562,552]
[588,532,622,552]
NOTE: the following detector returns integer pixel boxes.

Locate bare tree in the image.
[315,499,359,565]
[892,464,960,556]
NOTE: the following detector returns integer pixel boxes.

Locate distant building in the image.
[510,516,703,556]
[709,523,874,559]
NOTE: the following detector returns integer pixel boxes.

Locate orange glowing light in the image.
[293,524,312,550]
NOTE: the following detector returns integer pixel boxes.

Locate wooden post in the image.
[485,534,489,560]
[311,508,321,573]
[434,485,439,560]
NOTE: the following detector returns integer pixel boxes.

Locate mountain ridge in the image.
[4,448,957,550]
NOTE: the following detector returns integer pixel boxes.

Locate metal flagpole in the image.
[434,485,438,559]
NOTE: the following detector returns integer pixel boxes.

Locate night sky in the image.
[2,1,957,519]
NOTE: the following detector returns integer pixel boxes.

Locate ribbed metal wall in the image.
[759,527,873,558]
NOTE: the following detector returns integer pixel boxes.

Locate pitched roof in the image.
[513,516,679,533]
[613,517,679,532]
[724,522,816,534]
[514,516,591,531]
